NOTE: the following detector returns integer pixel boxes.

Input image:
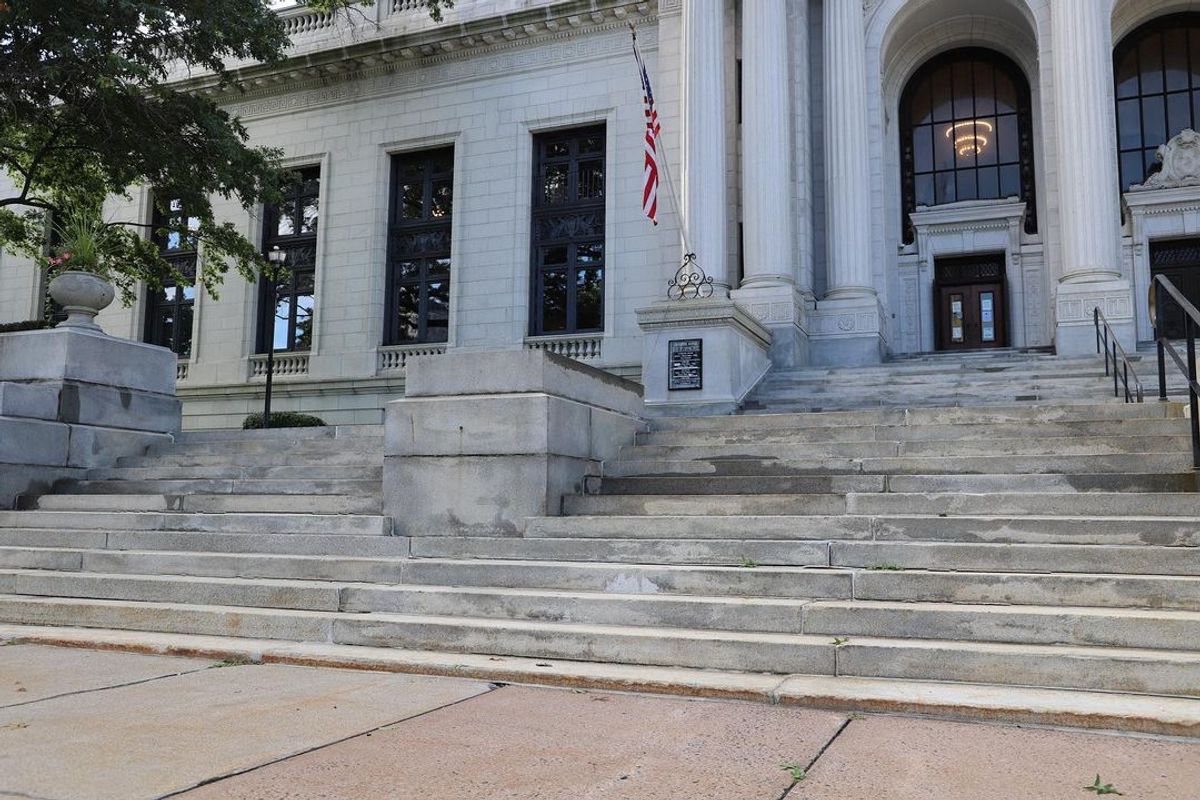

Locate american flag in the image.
[631,27,660,226]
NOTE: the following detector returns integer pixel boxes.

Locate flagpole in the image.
[630,24,691,257]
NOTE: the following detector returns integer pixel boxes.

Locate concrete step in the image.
[410,536,831,566]
[5,625,1198,737]
[603,452,1195,477]
[851,568,1200,612]
[593,472,1200,495]
[0,569,343,611]
[682,402,1183,431]
[636,418,1192,446]
[115,451,382,468]
[84,465,383,481]
[3,595,1199,699]
[0,570,814,633]
[533,513,1200,547]
[0,546,411,582]
[0,510,391,535]
[831,540,1200,576]
[144,438,383,458]
[566,493,1200,518]
[52,478,382,497]
[803,599,1200,651]
[16,493,382,514]
[417,531,1200,569]
[0,530,411,556]
[174,425,383,443]
[620,435,1190,460]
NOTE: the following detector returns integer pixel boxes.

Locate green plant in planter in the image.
[242,412,326,430]
[44,202,114,278]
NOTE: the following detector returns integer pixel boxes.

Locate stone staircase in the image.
[3,351,1200,733]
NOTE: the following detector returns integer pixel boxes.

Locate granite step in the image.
[619,434,1190,460]
[603,453,1194,477]
[0,510,391,535]
[591,472,1200,495]
[635,418,1192,445]
[0,529,411,557]
[84,465,383,481]
[566,492,1200,518]
[115,451,381,468]
[528,513,1200,547]
[2,595,1198,698]
[51,478,382,497]
[16,493,381,515]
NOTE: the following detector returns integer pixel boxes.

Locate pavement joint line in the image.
[0,790,60,800]
[0,662,215,711]
[778,716,854,800]
[152,679,503,800]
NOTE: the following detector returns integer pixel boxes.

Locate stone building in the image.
[2,0,1199,427]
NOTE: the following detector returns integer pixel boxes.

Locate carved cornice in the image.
[183,1,656,113]
[909,199,1027,235]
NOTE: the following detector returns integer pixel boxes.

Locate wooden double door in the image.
[934,254,1008,351]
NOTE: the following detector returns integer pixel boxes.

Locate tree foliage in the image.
[0,0,450,303]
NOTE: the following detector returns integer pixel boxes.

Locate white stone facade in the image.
[3,0,1200,425]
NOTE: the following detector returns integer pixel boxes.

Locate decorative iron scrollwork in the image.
[667,253,714,301]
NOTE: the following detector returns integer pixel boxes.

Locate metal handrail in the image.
[1093,307,1144,403]
[1150,274,1200,469]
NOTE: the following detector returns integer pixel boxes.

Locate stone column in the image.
[822,0,873,299]
[681,0,729,290]
[809,0,883,365]
[1050,0,1134,353]
[740,0,793,289]
[731,0,808,366]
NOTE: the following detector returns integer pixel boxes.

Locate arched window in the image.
[1114,14,1200,189]
[900,48,1037,243]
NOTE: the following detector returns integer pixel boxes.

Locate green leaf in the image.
[1084,775,1123,796]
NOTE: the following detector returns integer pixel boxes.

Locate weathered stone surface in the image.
[404,349,643,416]
[0,662,490,800]
[0,328,176,396]
[179,685,846,800]
[795,715,1200,799]
[0,643,211,707]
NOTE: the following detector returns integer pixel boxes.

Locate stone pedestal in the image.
[808,295,888,366]
[1055,279,1136,356]
[636,298,772,416]
[729,284,810,368]
[384,350,644,536]
[0,327,180,507]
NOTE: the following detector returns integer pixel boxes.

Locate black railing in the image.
[1093,307,1144,404]
[1150,274,1200,469]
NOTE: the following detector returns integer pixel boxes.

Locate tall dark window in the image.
[900,48,1037,243]
[530,125,605,336]
[385,148,452,344]
[144,198,198,356]
[1114,14,1200,189]
[258,166,319,353]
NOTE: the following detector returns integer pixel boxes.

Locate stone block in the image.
[54,382,182,433]
[404,349,643,417]
[0,382,58,420]
[385,453,595,535]
[0,417,69,467]
[637,298,772,415]
[0,327,176,396]
[66,427,173,469]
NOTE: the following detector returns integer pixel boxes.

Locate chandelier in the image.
[945,119,993,157]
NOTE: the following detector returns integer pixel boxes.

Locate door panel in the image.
[937,282,1006,350]
[1150,239,1200,340]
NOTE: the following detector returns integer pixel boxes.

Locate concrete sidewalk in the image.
[1,643,1197,800]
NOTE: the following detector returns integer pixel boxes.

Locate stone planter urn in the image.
[48,270,116,332]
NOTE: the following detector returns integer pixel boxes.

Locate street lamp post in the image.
[262,246,287,430]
